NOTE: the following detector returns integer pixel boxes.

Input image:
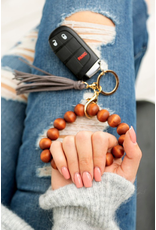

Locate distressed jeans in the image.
[1,0,148,229]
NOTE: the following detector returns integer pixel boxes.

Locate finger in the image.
[121,126,142,183]
[50,141,70,180]
[75,131,93,188]
[92,132,118,181]
[63,136,83,188]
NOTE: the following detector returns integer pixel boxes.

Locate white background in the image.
[1,0,155,103]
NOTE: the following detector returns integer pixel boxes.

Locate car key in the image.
[49,25,101,81]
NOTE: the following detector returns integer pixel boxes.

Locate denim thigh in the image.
[10,0,148,229]
[1,27,39,206]
[1,56,31,206]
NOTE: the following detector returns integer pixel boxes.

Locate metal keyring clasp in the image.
[83,69,119,118]
[84,85,102,118]
[97,70,119,95]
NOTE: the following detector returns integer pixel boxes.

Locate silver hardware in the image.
[85,59,101,78]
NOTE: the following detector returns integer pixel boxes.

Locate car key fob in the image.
[49,26,101,81]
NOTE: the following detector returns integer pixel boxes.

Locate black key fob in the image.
[49,26,101,81]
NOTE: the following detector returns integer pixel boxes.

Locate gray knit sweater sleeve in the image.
[39,173,135,230]
[1,204,34,230]
[1,173,135,230]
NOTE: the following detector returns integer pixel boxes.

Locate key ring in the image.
[97,70,119,95]
[84,70,119,95]
[83,70,119,118]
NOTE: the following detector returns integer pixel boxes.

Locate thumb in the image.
[121,126,142,183]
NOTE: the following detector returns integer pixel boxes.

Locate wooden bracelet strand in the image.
[39,103,129,169]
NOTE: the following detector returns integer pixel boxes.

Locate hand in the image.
[51,127,142,190]
[51,130,117,189]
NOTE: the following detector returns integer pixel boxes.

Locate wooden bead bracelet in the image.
[15,57,127,169]
[39,103,129,169]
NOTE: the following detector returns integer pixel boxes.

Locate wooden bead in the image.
[40,149,52,163]
[97,109,110,122]
[51,159,57,169]
[86,103,99,116]
[47,128,59,140]
[111,145,124,158]
[118,134,125,146]
[74,104,85,116]
[39,138,52,150]
[54,118,66,130]
[106,152,114,166]
[64,111,76,123]
[108,114,121,127]
[117,123,129,135]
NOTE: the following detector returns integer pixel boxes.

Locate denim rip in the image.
[1,28,39,102]
[62,19,116,70]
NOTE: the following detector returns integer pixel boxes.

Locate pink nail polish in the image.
[74,173,83,188]
[61,167,70,179]
[82,172,92,188]
[129,126,137,143]
[94,167,101,182]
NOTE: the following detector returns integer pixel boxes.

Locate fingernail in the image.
[129,126,137,144]
[74,173,83,188]
[82,172,92,188]
[94,167,101,182]
[61,167,70,179]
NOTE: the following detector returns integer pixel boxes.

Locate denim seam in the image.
[134,46,147,60]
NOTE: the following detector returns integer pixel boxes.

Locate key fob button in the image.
[56,46,72,63]
[49,36,63,51]
[66,38,81,53]
[74,47,90,66]
[57,31,72,43]
[66,57,82,75]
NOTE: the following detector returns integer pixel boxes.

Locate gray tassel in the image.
[13,58,86,94]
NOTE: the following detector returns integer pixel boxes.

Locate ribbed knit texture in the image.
[1,173,134,230]
[1,204,34,230]
[39,173,135,230]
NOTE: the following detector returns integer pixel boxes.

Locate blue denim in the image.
[133,0,149,78]
[1,0,148,229]
[1,57,31,206]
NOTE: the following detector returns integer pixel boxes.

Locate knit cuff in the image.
[1,204,34,230]
[39,173,135,229]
